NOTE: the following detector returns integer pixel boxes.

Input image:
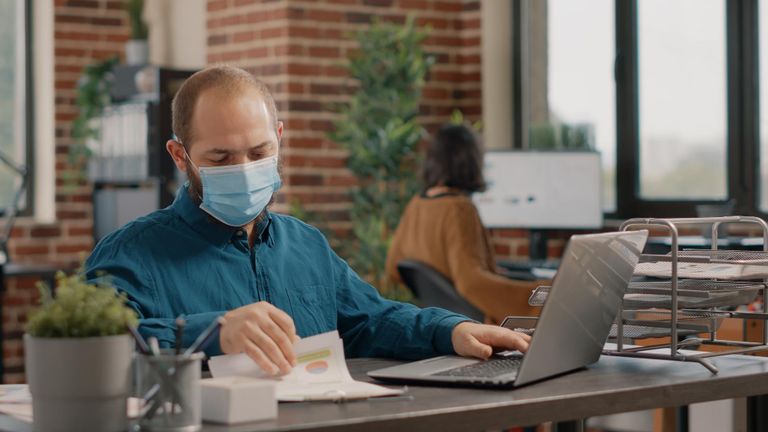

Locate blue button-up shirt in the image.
[85,185,468,359]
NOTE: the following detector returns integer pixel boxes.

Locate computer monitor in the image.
[474,151,603,259]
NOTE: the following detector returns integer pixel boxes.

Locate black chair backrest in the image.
[397,260,484,322]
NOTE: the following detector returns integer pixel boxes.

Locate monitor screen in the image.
[474,151,603,229]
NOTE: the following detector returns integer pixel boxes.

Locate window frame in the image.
[22,0,35,217]
[2,0,35,218]
[512,0,764,220]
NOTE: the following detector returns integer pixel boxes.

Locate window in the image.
[638,0,728,200]
[518,0,617,211]
[760,0,768,212]
[515,1,766,219]
[0,0,30,215]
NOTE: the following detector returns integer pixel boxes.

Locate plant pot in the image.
[24,334,133,432]
[125,39,149,65]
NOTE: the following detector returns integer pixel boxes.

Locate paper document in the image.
[0,385,32,423]
[209,330,403,401]
[634,262,768,281]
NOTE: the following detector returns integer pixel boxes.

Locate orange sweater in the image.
[386,194,542,324]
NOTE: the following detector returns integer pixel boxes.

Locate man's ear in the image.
[166,140,187,172]
[277,120,283,142]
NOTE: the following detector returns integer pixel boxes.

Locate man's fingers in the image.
[268,307,297,340]
[483,328,530,352]
[244,323,293,375]
[260,319,297,367]
[243,340,279,376]
[465,335,493,360]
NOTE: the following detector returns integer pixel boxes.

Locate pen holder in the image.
[136,350,205,432]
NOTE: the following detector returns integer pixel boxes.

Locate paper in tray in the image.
[634,261,768,281]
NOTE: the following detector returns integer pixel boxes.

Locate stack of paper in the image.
[0,385,32,423]
[209,331,404,401]
[634,261,768,281]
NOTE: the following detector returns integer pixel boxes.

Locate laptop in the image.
[368,230,649,388]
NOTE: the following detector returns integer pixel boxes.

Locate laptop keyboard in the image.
[432,357,523,378]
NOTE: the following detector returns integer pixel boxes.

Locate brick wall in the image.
[205,0,562,261]
[3,0,130,383]
[206,0,482,235]
[2,0,546,383]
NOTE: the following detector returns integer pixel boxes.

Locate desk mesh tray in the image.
[529,281,762,309]
[622,309,728,334]
[624,280,763,309]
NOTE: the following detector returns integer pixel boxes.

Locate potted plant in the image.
[125,0,149,65]
[327,16,433,301]
[24,271,138,432]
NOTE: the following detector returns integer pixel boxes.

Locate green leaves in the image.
[26,271,138,338]
[66,56,117,186]
[326,16,432,300]
[126,0,148,40]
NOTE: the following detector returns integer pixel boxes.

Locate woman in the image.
[386,124,542,324]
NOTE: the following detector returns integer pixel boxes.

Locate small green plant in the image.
[126,0,148,40]
[26,271,137,338]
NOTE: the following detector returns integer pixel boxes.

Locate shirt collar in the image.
[171,184,273,247]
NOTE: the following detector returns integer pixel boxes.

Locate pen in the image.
[175,317,186,356]
[148,337,161,356]
[184,316,225,355]
[127,325,150,354]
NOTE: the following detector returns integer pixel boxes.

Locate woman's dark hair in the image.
[422,124,486,193]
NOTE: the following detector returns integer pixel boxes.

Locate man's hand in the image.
[220,302,299,375]
[451,322,531,360]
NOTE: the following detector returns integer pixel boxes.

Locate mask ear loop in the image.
[175,136,204,202]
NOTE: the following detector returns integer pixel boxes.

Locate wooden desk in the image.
[2,355,768,432]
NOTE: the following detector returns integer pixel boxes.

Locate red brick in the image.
[54,31,100,41]
[55,244,92,254]
[286,63,321,76]
[288,26,322,38]
[364,0,394,6]
[287,138,324,149]
[309,120,334,132]
[275,44,304,56]
[306,9,345,21]
[14,245,49,255]
[417,17,451,30]
[29,227,61,238]
[208,34,228,45]
[400,0,430,9]
[324,65,347,78]
[287,174,323,186]
[327,175,357,187]
[261,27,287,39]
[308,46,340,58]
[246,47,269,58]
[434,1,463,12]
[207,0,228,12]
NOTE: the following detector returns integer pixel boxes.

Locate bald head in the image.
[171,66,278,147]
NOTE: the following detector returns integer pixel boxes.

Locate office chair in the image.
[397,260,484,322]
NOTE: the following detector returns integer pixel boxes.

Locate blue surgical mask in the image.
[185,151,281,227]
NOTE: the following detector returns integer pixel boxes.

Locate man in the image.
[86,66,531,376]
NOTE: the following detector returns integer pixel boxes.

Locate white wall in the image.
[146,0,206,70]
[481,0,513,150]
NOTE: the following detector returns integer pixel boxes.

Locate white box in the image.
[201,376,277,424]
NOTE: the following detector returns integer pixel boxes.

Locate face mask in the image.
[185,150,281,227]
